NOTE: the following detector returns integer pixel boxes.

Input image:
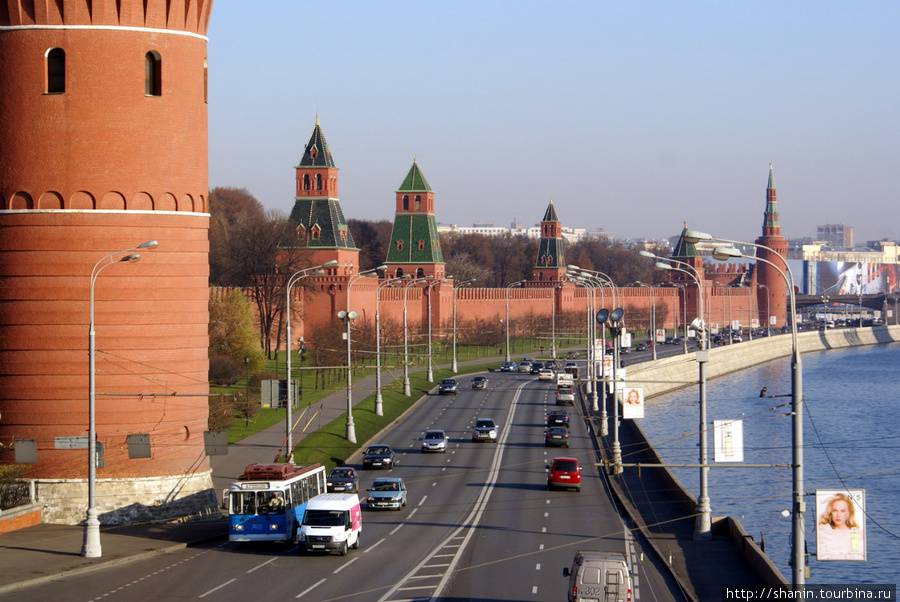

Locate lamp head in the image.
[610,308,625,324]
[323,260,339,267]
[348,310,358,320]
[121,253,141,263]
[654,262,670,271]
[376,264,387,271]
[638,250,654,259]
[712,246,743,261]
[567,264,581,271]
[690,317,705,332]
[595,308,609,324]
[138,240,158,250]
[337,310,347,320]
[683,230,712,244]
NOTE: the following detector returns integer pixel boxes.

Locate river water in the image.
[637,341,900,585]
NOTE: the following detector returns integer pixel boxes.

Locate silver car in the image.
[421,429,449,453]
[367,477,407,510]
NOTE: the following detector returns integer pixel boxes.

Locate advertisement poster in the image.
[815,489,866,561]
[622,387,644,419]
[713,419,744,462]
[818,261,900,295]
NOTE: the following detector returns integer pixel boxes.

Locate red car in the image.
[546,457,582,491]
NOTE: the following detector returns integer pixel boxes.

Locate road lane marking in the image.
[199,578,236,598]
[245,557,278,573]
[295,578,326,598]
[333,557,358,573]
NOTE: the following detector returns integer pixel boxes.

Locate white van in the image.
[297,493,361,556]
[563,550,632,602]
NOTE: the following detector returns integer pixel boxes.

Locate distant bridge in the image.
[795,294,892,312]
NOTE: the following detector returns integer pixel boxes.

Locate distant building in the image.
[817,224,853,247]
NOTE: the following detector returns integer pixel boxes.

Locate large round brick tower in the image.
[0,1,217,524]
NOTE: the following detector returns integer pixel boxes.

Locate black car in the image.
[326,467,359,493]
[529,361,544,375]
[362,444,395,469]
[438,378,459,395]
[547,410,570,427]
[544,426,570,448]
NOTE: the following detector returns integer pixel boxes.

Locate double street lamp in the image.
[374,276,405,415]
[686,229,805,588]
[83,240,158,558]
[451,278,476,373]
[504,280,525,362]
[595,307,625,474]
[402,277,428,396]
[285,260,338,462]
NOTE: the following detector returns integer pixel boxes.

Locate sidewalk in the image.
[0,350,772,598]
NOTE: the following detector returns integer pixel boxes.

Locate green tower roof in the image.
[296,116,335,168]
[542,199,560,222]
[671,223,699,258]
[397,159,432,192]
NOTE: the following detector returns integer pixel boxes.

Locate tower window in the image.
[414,195,421,211]
[395,268,404,278]
[396,241,403,250]
[145,51,162,96]
[311,226,321,240]
[402,195,409,211]
[47,48,66,94]
[417,240,425,251]
[303,174,310,190]
[315,174,322,190]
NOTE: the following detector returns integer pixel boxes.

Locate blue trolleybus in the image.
[225,462,326,543]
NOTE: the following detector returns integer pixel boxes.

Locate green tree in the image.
[209,289,264,372]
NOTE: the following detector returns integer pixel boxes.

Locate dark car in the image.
[565,351,580,359]
[544,360,559,370]
[471,376,488,390]
[635,343,648,352]
[326,467,359,493]
[544,426,570,448]
[529,361,544,375]
[438,378,459,395]
[547,410,570,427]
[362,444,395,469]
[547,457,582,491]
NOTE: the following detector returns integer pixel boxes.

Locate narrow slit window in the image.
[145,51,161,96]
[47,48,66,94]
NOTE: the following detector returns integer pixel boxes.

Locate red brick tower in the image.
[0,1,217,524]
[755,163,789,327]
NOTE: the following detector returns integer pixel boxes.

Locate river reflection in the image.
[637,342,900,585]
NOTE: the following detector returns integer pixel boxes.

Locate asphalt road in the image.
[7,368,686,602]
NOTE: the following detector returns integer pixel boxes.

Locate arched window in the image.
[414,195,421,211]
[416,268,425,279]
[303,174,310,190]
[315,174,322,190]
[402,195,409,211]
[47,48,66,94]
[145,51,161,96]
[396,241,403,250]
[395,268,404,278]
[417,240,425,251]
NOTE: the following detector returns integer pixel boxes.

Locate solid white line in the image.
[246,557,278,573]
[199,578,236,598]
[295,578,326,598]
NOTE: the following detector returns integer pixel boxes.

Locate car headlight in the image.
[367,497,376,503]
[270,524,280,531]
[232,524,244,531]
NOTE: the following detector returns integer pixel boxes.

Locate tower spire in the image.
[762,162,780,235]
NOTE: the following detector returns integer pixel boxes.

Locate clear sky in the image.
[207,1,898,245]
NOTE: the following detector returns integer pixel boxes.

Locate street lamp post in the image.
[636,282,657,360]
[83,240,157,558]
[596,308,625,474]
[402,277,426,396]
[284,260,338,461]
[341,266,386,442]
[642,254,712,540]
[451,278,476,373]
[505,281,524,362]
[688,229,805,588]
[424,277,447,383]
[757,283,771,337]
[375,276,404,415]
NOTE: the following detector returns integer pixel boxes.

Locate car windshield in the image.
[424,432,443,440]
[372,481,400,491]
[303,509,348,527]
[330,468,353,478]
[548,427,567,435]
[367,447,389,455]
[476,420,494,428]
[441,379,455,385]
[554,460,578,472]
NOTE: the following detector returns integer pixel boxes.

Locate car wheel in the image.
[339,541,348,556]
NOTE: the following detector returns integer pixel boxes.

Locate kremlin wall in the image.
[0,0,784,527]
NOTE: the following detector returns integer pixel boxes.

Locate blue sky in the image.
[207,1,898,245]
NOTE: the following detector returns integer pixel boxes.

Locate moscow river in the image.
[637,341,900,586]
